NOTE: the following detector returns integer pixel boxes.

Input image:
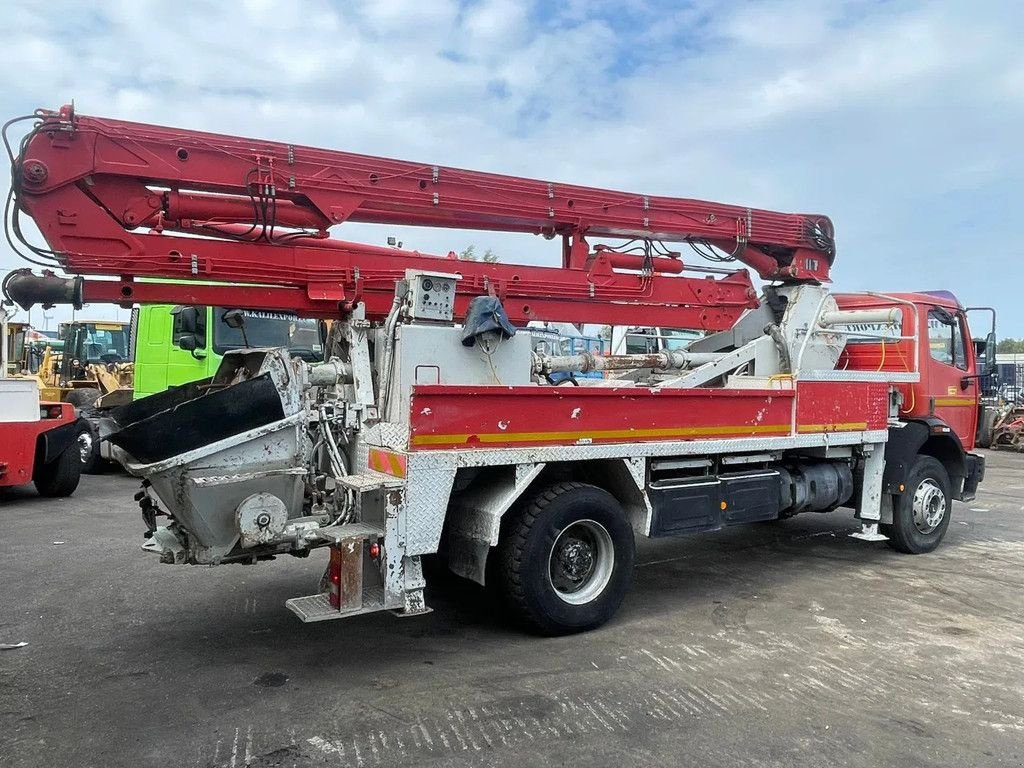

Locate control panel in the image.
[406,270,459,322]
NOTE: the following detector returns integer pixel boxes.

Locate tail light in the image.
[39,405,63,419]
[327,546,342,609]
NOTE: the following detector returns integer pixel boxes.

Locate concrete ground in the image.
[2,451,1023,768]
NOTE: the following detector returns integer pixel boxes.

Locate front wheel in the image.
[882,455,951,554]
[496,481,635,635]
[77,422,107,474]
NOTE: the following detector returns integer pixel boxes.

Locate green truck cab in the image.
[132,305,324,399]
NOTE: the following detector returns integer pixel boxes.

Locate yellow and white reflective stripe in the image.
[411,420,875,447]
[932,397,976,408]
[797,422,869,433]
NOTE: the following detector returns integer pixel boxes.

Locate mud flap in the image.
[37,419,81,465]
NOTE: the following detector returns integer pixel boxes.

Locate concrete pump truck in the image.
[3,105,994,634]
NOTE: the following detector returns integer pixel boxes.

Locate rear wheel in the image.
[65,388,100,409]
[882,455,951,554]
[33,436,83,498]
[496,481,635,635]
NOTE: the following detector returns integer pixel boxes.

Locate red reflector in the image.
[369,542,380,559]
[328,547,342,609]
[49,406,63,419]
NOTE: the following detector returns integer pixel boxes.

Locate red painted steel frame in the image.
[16,106,835,327]
[407,382,889,451]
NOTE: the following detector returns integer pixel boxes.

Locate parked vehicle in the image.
[529,324,606,384]
[0,307,85,498]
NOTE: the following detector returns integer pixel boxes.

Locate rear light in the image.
[39,405,63,419]
[327,546,342,609]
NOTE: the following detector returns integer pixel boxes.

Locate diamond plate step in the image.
[337,470,404,493]
[313,522,384,543]
[285,587,386,622]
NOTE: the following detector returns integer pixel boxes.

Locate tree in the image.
[458,245,499,263]
[997,338,1024,354]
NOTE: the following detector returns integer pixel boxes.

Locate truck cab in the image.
[834,291,992,501]
[132,305,325,399]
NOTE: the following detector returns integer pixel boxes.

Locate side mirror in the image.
[984,331,997,374]
[222,309,245,329]
[175,333,207,359]
[171,305,201,334]
[171,305,207,358]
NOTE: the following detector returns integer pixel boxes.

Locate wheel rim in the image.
[77,431,93,464]
[911,478,946,534]
[547,519,615,605]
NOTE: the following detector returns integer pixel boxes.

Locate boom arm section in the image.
[10,105,835,326]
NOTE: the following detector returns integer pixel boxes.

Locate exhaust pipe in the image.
[2,269,84,310]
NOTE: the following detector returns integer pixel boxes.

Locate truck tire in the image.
[77,422,108,475]
[496,481,635,635]
[882,455,951,554]
[65,388,100,409]
[33,436,83,498]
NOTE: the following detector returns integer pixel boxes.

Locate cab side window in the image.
[927,309,967,370]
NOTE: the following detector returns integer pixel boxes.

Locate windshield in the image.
[661,329,699,351]
[212,308,324,361]
[81,323,130,363]
[623,327,699,354]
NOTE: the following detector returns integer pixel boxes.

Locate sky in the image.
[2,0,1022,333]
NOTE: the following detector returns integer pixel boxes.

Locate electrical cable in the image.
[3,115,63,267]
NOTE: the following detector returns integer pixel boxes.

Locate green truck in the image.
[81,304,323,470]
[133,304,323,398]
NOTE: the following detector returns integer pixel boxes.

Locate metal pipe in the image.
[3,269,84,311]
[604,253,685,274]
[307,359,353,388]
[533,350,723,375]
[377,281,409,414]
[818,308,900,326]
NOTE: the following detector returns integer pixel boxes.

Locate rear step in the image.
[286,587,387,622]
[312,521,384,543]
[336,470,404,492]
[285,521,386,622]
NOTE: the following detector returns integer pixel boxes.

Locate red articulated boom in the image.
[9,105,834,327]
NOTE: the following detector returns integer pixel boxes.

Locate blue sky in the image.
[2,0,1022,333]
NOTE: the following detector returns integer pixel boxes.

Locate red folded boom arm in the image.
[14,105,835,327]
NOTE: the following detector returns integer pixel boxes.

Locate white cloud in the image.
[1,0,1022,333]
